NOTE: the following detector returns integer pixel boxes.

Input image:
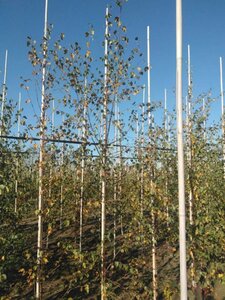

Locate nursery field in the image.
[0,0,225,299]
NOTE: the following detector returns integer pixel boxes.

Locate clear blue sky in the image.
[0,0,225,135]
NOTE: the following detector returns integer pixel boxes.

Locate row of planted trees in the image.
[0,1,225,299]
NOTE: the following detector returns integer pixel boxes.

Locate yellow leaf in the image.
[86,50,91,58]
[48,226,53,235]
[25,252,31,260]
[18,268,26,276]
[43,257,48,264]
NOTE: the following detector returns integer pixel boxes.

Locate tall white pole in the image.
[147,26,151,128]
[36,0,48,298]
[101,7,108,300]
[176,0,188,298]
[0,50,8,136]
[220,57,225,178]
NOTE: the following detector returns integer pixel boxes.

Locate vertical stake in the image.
[176,0,188,298]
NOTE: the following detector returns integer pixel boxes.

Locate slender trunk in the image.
[74,174,79,246]
[113,97,118,259]
[202,98,206,141]
[164,89,170,230]
[187,44,196,289]
[140,86,145,219]
[147,25,157,300]
[187,44,193,226]
[118,108,123,236]
[147,26,151,127]
[46,99,54,250]
[36,1,48,298]
[60,119,64,230]
[48,99,55,200]
[151,149,157,300]
[168,115,171,144]
[151,181,157,300]
[220,57,225,178]
[0,50,8,136]
[136,113,142,234]
[176,0,188,298]
[138,86,145,249]
[136,112,139,152]
[15,93,21,214]
[80,81,87,253]
[79,143,84,252]
[101,7,108,300]
[113,167,117,259]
